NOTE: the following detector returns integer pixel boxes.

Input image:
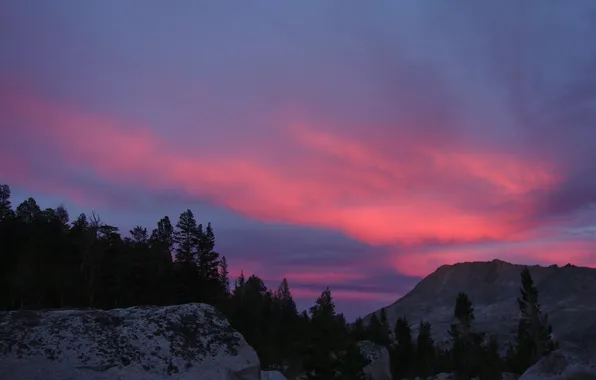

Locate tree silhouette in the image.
[511,267,557,373]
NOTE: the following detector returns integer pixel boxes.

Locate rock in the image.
[365,260,596,355]
[519,350,596,380]
[357,340,391,380]
[262,370,288,380]
[0,303,261,380]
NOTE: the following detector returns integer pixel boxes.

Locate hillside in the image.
[365,259,596,355]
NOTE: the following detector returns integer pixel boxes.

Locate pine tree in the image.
[219,255,230,294]
[512,267,557,373]
[415,320,435,377]
[150,217,174,250]
[367,311,390,346]
[449,292,483,379]
[379,308,391,345]
[173,209,198,263]
[0,184,14,223]
[306,287,341,380]
[197,222,219,280]
[392,316,414,378]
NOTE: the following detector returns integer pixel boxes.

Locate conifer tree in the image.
[0,184,14,223]
[367,312,390,346]
[174,209,198,263]
[379,308,391,345]
[197,222,219,280]
[219,255,230,294]
[449,292,483,379]
[415,320,435,378]
[306,287,341,379]
[512,267,557,373]
[392,316,414,378]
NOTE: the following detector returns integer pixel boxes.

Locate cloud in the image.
[2,0,596,316]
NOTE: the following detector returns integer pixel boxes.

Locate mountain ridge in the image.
[364,259,596,356]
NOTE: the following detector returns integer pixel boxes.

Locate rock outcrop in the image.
[358,340,391,380]
[0,303,260,380]
[365,260,596,354]
[519,350,596,380]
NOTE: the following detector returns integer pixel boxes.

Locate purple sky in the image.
[2,0,596,319]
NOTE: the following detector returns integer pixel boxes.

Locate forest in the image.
[0,183,557,379]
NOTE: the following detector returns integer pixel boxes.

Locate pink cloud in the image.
[3,86,586,282]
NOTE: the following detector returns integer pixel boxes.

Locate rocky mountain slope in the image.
[0,303,261,380]
[365,259,596,354]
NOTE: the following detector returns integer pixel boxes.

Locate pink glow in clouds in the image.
[0,87,589,282]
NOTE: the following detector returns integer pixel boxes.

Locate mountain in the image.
[364,259,596,355]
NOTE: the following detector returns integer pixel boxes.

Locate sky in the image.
[2,0,596,319]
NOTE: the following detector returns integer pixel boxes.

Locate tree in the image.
[219,256,230,294]
[305,287,342,379]
[392,316,414,378]
[448,292,483,379]
[197,222,219,280]
[480,335,504,380]
[0,182,379,379]
[511,267,557,373]
[0,184,14,222]
[55,205,69,228]
[351,317,368,341]
[379,308,391,344]
[130,225,148,245]
[335,341,371,380]
[367,311,390,346]
[150,216,174,254]
[415,320,435,378]
[16,197,41,224]
[174,209,198,263]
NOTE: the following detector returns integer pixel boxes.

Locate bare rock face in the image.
[365,260,596,355]
[358,340,392,380]
[0,303,260,380]
[519,350,596,380]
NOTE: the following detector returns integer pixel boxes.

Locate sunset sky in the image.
[2,1,596,319]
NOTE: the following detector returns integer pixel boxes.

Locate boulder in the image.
[357,340,392,380]
[0,303,260,380]
[519,350,596,380]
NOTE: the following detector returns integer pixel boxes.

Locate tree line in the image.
[0,184,557,379]
[351,267,557,379]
